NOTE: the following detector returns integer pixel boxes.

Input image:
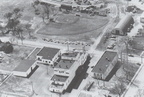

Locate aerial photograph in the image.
[0,0,144,97]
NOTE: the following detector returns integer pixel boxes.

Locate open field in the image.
[38,14,109,36]
[0,45,34,71]
[0,75,32,97]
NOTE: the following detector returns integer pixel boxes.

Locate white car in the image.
[140,17,144,23]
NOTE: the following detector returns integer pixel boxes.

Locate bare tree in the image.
[109,82,126,97]
[134,88,144,97]
[25,23,32,37]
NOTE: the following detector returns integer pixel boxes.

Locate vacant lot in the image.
[0,75,32,97]
[0,45,34,71]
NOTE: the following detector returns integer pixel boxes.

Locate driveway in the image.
[28,64,58,97]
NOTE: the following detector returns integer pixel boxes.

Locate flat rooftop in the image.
[55,59,75,69]
[62,52,79,58]
[14,59,35,72]
[92,51,117,74]
[51,74,68,82]
[37,47,60,60]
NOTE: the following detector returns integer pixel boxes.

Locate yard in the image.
[83,61,140,97]
[0,75,33,97]
[0,45,34,71]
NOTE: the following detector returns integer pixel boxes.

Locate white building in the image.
[49,51,88,93]
[36,47,61,66]
[13,60,37,77]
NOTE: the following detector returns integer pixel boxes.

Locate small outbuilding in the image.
[112,14,134,35]
[13,60,37,77]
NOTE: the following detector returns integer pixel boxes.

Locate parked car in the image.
[140,17,144,23]
[107,44,115,49]
[136,63,141,66]
[128,54,134,57]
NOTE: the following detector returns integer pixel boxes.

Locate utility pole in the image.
[31,81,38,96]
[67,39,69,51]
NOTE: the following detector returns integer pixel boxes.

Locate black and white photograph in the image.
[0,0,144,97]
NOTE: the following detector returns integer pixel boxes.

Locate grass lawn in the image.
[0,45,34,71]
[38,14,108,36]
[37,13,109,40]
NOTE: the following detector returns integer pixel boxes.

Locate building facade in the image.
[36,47,60,66]
[13,60,37,77]
[91,51,118,80]
[49,51,88,93]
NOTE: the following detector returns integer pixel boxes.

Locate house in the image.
[91,51,118,80]
[36,47,60,66]
[112,14,134,35]
[49,51,88,93]
[13,59,37,77]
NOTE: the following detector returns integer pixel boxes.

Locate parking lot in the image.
[29,64,57,97]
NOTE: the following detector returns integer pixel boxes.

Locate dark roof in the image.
[51,74,68,82]
[92,51,117,74]
[55,59,75,69]
[37,47,60,60]
[62,52,79,58]
[14,60,35,72]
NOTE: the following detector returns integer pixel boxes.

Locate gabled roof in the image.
[92,51,117,74]
[14,59,35,72]
[37,47,60,60]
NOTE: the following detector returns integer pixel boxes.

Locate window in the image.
[37,57,41,61]
[59,71,64,73]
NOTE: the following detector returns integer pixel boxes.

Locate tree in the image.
[109,82,126,97]
[4,7,22,35]
[3,42,13,54]
[4,12,13,21]
[135,88,144,97]
[13,8,22,20]
[32,1,58,24]
[25,23,32,37]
